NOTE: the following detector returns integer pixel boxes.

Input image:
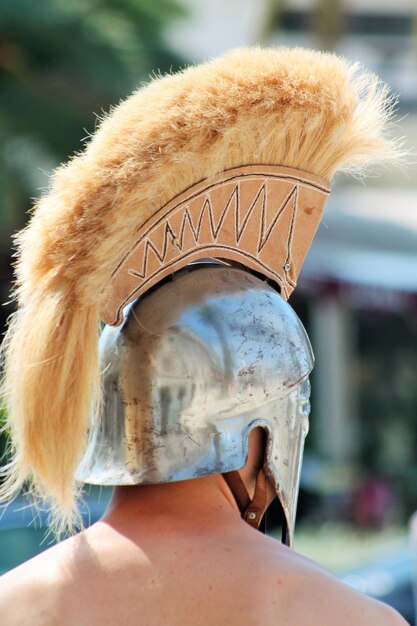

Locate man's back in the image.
[0,504,406,626]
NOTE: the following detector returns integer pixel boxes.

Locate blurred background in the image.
[0,0,416,622]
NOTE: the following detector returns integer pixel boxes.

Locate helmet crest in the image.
[0,46,401,529]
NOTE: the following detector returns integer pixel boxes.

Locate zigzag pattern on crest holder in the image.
[101,165,330,326]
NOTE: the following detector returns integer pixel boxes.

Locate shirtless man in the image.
[0,264,407,626]
[0,432,406,625]
[0,47,405,624]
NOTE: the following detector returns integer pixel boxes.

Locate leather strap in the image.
[222,470,251,513]
[223,467,269,531]
[243,467,268,529]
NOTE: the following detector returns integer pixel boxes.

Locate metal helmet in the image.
[1,48,397,537]
[77,263,313,545]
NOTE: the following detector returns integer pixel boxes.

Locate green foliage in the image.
[0,407,10,465]
[0,0,186,330]
[0,407,6,429]
[0,0,186,235]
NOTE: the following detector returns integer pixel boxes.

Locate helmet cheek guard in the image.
[77,265,314,545]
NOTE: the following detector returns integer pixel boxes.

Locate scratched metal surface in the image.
[77,265,313,543]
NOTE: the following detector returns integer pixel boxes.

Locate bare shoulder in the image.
[283,558,407,625]
[0,538,74,626]
[249,537,407,626]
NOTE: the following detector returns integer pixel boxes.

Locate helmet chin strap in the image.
[222,468,269,532]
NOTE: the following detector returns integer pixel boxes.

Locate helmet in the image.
[77,263,313,545]
[0,47,398,535]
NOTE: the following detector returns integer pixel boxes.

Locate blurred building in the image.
[169,0,417,517]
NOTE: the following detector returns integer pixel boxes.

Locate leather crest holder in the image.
[100,165,330,326]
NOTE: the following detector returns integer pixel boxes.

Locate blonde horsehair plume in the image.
[0,47,402,531]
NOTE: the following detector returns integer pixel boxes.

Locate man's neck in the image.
[102,474,243,534]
